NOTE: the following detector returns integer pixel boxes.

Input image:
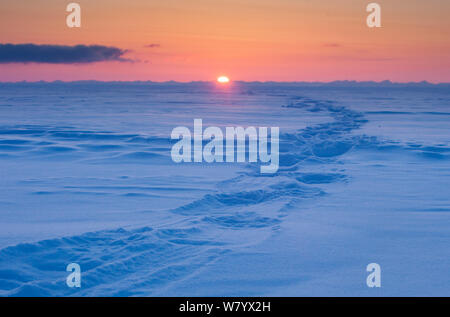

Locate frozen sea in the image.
[0,81,449,296]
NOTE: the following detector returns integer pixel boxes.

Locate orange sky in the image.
[0,0,449,82]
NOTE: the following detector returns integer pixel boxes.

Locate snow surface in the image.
[0,82,449,296]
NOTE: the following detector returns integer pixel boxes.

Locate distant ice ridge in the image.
[0,83,449,296]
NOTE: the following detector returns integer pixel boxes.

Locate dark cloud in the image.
[144,44,161,48]
[323,43,341,48]
[0,43,130,64]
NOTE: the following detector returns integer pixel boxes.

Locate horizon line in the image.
[1,79,450,85]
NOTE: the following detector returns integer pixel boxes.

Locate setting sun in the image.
[217,76,230,83]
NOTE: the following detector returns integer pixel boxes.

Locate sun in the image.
[217,76,230,84]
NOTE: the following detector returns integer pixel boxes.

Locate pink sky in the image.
[0,0,449,82]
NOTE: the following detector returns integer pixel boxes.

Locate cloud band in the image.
[0,43,129,64]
